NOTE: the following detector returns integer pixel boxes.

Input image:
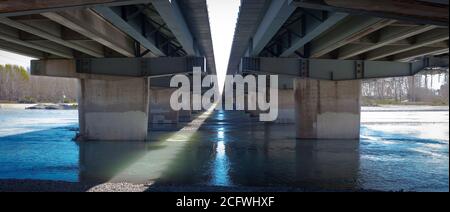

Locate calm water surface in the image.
[0,106,448,191]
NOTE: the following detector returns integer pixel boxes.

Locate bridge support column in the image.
[149,87,179,125]
[247,90,261,118]
[276,89,295,124]
[193,92,203,111]
[294,79,361,139]
[179,109,192,122]
[78,77,150,141]
[179,92,193,122]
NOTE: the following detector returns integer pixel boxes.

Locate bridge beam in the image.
[290,0,449,26]
[151,0,197,56]
[0,0,152,17]
[394,47,450,62]
[338,25,437,60]
[367,29,449,60]
[250,0,296,56]
[93,6,166,57]
[0,40,46,58]
[0,25,74,58]
[0,17,104,57]
[309,17,395,58]
[30,57,206,78]
[42,9,135,57]
[280,12,348,57]
[241,57,449,80]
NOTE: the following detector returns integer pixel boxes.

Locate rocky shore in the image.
[0,180,150,192]
[25,103,77,110]
[0,103,77,110]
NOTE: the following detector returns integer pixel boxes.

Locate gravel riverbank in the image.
[0,103,77,110]
[0,180,150,192]
[0,179,384,192]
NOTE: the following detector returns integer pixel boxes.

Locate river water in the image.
[0,106,448,192]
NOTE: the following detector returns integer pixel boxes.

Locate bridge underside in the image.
[228,0,449,139]
[0,0,216,141]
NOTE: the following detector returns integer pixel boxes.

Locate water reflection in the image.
[79,106,217,184]
[77,110,360,190]
[210,125,231,186]
[294,140,360,190]
[79,141,148,183]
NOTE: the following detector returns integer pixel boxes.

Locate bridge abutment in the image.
[294,79,361,140]
[77,77,150,141]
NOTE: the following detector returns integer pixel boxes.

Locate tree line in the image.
[0,64,77,103]
[1,63,448,105]
[362,71,449,105]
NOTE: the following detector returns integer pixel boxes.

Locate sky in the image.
[206,0,241,92]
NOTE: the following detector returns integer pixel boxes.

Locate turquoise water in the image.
[0,107,448,191]
[0,109,79,182]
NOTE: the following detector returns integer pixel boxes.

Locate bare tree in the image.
[0,64,78,103]
[362,70,449,105]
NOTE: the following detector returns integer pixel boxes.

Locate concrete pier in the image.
[149,87,179,125]
[247,90,261,118]
[294,79,361,139]
[78,77,150,141]
[276,89,295,124]
[179,109,192,122]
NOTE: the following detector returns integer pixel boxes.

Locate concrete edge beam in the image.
[240,57,449,81]
[30,57,206,78]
